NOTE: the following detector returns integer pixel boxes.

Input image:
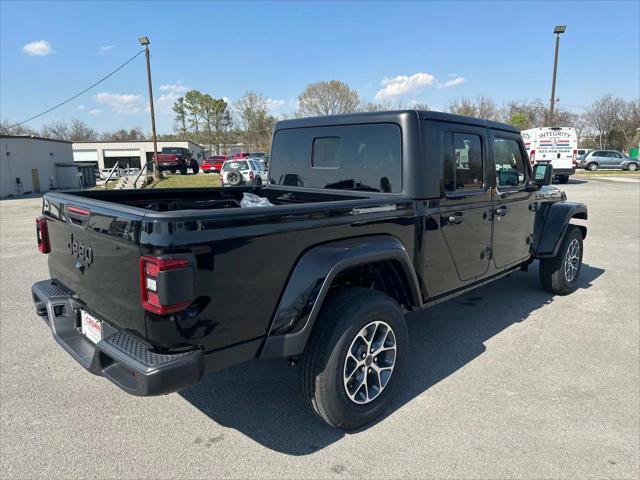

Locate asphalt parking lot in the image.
[1,176,638,479]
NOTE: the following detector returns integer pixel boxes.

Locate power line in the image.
[12,49,145,127]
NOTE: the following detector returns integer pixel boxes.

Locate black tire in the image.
[539,225,583,295]
[253,176,262,187]
[169,168,176,174]
[191,161,199,174]
[179,165,188,175]
[586,163,598,171]
[301,287,408,431]
[558,175,569,184]
[226,169,243,186]
[626,162,638,172]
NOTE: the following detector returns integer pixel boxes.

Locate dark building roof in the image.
[0,135,73,144]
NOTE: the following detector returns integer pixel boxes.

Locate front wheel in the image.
[626,163,638,172]
[301,288,408,431]
[539,225,583,295]
[557,175,569,184]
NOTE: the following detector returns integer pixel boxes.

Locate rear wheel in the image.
[301,288,408,431]
[169,168,176,174]
[191,161,199,174]
[539,225,583,295]
[253,177,262,187]
[586,163,598,171]
[558,175,569,184]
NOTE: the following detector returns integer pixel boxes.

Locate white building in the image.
[72,140,205,170]
[1,135,93,198]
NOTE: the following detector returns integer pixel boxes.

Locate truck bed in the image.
[40,186,416,358]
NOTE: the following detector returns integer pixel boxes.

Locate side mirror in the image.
[532,163,553,186]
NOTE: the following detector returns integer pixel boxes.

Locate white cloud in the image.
[265,98,285,111]
[100,45,115,53]
[95,92,145,114]
[77,105,85,110]
[23,40,54,57]
[439,76,466,88]
[159,81,188,94]
[155,93,179,114]
[375,72,435,99]
[89,109,102,115]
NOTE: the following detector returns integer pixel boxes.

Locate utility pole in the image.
[139,36,162,181]
[549,25,566,126]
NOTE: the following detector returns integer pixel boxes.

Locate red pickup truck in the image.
[201,155,228,173]
[153,147,199,175]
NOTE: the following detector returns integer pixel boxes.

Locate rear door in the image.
[489,131,535,269]
[438,125,493,282]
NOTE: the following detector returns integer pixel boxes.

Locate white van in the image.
[520,127,577,184]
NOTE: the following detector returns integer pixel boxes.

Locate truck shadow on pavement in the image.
[180,262,604,455]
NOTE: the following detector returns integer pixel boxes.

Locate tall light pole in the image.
[549,25,566,126]
[139,36,162,181]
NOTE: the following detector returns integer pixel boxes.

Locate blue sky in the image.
[1,0,638,134]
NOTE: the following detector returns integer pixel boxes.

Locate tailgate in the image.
[42,194,146,338]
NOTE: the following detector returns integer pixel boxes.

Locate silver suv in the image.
[578,150,639,171]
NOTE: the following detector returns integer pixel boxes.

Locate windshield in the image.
[223,160,249,171]
[162,147,182,154]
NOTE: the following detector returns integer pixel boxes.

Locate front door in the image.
[439,128,493,282]
[31,169,40,193]
[490,131,536,269]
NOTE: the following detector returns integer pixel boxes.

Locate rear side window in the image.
[493,138,526,187]
[270,123,402,193]
[443,132,484,192]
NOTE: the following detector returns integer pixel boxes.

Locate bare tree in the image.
[586,94,625,148]
[0,120,37,136]
[446,96,500,121]
[619,99,640,149]
[297,80,360,117]
[100,127,146,142]
[40,119,98,141]
[234,91,276,151]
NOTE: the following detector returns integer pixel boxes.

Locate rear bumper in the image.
[554,167,575,176]
[31,279,204,396]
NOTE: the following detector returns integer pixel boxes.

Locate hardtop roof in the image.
[275,110,519,133]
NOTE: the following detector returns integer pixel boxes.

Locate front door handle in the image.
[447,212,465,224]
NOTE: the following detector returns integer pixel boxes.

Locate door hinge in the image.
[481,246,493,260]
[527,233,536,245]
[529,202,538,212]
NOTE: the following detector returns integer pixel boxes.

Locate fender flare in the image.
[535,201,588,258]
[259,235,422,359]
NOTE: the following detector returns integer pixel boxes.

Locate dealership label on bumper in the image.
[81,310,102,344]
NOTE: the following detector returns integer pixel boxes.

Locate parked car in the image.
[577,148,592,157]
[201,155,228,173]
[153,147,199,175]
[221,158,268,186]
[32,110,587,431]
[99,168,119,180]
[578,150,639,171]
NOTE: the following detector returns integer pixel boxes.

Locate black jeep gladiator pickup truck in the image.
[32,111,587,430]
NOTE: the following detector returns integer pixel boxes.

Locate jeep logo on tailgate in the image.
[67,233,94,267]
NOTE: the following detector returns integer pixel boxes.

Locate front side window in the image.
[443,132,484,192]
[493,138,526,187]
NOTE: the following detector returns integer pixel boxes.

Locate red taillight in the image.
[529,150,536,165]
[36,216,50,253]
[140,256,193,315]
[572,149,577,165]
[68,205,90,216]
[249,170,254,180]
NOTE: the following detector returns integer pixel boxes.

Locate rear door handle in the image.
[495,206,508,216]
